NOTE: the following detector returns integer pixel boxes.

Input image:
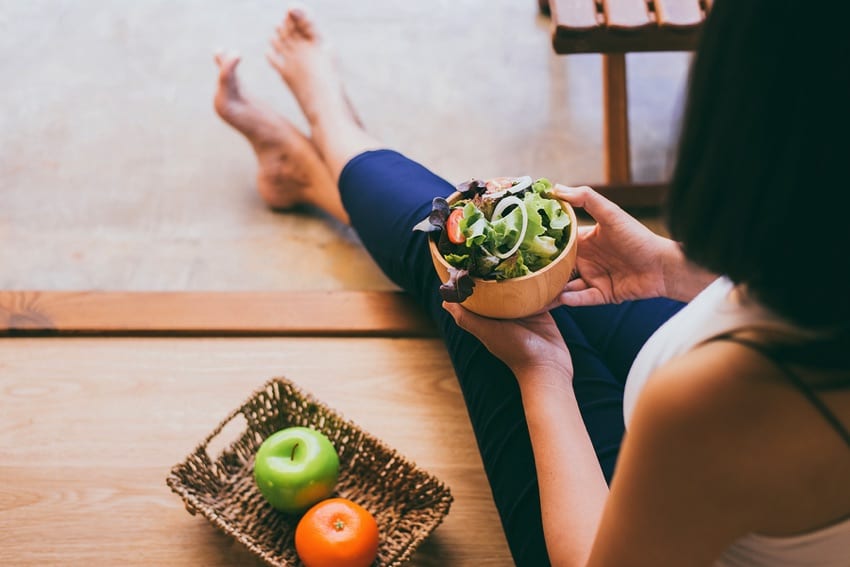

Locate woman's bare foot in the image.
[266,7,381,181]
[213,52,348,222]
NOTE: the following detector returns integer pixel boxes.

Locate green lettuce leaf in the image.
[531,178,553,194]
[444,253,470,268]
[524,235,560,258]
[489,205,524,255]
[438,177,572,282]
[458,202,490,247]
[494,251,531,280]
[522,251,552,272]
[517,183,571,262]
[524,188,570,231]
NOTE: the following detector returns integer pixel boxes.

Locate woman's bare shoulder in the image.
[635,339,850,535]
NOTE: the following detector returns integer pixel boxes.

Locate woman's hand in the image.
[552,185,682,306]
[442,302,573,382]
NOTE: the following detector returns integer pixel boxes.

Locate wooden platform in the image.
[0,292,515,566]
[0,3,687,563]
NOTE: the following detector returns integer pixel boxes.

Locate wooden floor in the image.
[1,1,691,564]
[0,337,513,566]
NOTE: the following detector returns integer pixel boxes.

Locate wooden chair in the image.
[540,0,710,209]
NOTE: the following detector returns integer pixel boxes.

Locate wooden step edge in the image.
[0,290,439,338]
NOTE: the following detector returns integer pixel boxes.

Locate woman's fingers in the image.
[558,287,607,307]
[552,184,624,225]
[442,301,480,333]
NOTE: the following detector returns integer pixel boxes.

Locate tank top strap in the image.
[707,332,850,449]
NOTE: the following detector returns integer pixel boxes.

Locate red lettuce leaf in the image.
[439,267,475,303]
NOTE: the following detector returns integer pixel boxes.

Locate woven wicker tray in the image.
[167,377,453,566]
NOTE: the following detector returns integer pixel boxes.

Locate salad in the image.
[414,176,572,302]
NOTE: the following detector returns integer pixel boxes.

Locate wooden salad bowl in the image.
[428,191,578,319]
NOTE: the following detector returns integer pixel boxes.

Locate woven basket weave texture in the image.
[167,377,454,566]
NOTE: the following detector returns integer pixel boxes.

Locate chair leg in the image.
[602,53,632,185]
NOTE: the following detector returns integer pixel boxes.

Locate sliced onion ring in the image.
[492,195,528,259]
[508,176,533,194]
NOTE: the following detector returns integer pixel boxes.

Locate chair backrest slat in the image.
[654,0,705,28]
[603,0,652,29]
[550,0,709,53]
[550,0,601,31]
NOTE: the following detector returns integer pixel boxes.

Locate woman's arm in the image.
[517,367,608,566]
[585,343,768,566]
[441,303,610,565]
[517,346,762,566]
[660,240,719,303]
[444,303,804,566]
[442,308,742,566]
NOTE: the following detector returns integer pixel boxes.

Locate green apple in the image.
[253,426,340,514]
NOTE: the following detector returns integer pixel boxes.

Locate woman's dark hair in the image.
[666,0,850,331]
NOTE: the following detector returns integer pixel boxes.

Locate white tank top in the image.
[624,277,850,566]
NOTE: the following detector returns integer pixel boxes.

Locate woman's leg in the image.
[549,299,685,477]
[336,150,550,564]
[336,149,682,560]
[215,36,551,562]
[264,8,383,183]
[335,149,685,485]
[260,13,557,559]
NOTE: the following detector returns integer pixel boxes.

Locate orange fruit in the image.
[294,497,380,567]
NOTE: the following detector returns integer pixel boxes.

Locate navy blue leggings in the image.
[339,150,684,566]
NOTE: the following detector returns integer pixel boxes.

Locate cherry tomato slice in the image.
[446,208,466,244]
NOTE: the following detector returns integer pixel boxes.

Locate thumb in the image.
[551,184,624,225]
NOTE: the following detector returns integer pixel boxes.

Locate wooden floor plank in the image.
[0,291,437,338]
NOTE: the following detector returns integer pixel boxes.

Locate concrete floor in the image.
[0,0,690,291]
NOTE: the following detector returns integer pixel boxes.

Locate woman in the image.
[213,1,850,564]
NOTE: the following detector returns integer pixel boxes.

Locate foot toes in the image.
[267,35,288,75]
[266,50,285,75]
[270,35,285,55]
[215,50,239,68]
[284,10,298,37]
[289,8,316,40]
[214,53,246,122]
[216,53,242,97]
